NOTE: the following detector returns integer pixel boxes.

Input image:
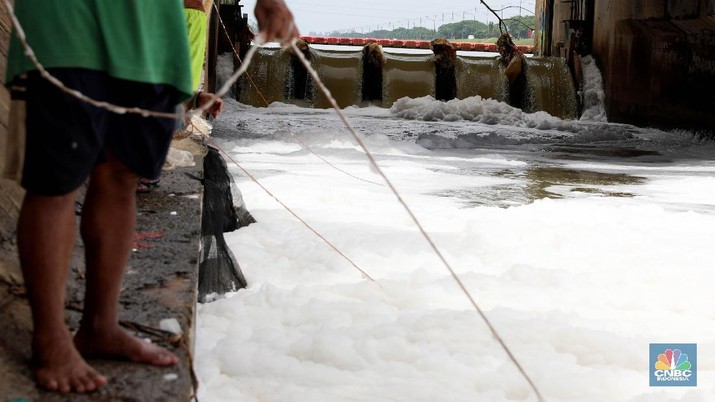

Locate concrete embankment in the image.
[0,162,204,401]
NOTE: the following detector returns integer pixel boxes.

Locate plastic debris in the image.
[160,318,182,336]
[164,373,179,381]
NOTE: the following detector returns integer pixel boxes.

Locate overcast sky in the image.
[238,0,536,35]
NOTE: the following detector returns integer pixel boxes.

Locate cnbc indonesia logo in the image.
[650,344,697,386]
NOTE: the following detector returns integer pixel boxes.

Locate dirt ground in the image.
[0,164,203,402]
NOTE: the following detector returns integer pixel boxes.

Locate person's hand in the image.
[197,92,224,118]
[254,0,300,43]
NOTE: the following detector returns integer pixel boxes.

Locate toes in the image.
[78,371,106,393]
[155,351,178,366]
[57,377,71,394]
[71,374,90,393]
[89,372,108,390]
[38,376,59,392]
[72,381,86,394]
[35,360,107,394]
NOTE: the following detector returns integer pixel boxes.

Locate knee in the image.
[91,158,140,192]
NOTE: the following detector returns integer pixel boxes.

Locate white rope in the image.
[3,0,230,120]
[209,139,378,284]
[212,1,272,107]
[5,0,542,398]
[287,37,545,402]
[212,3,383,188]
[3,0,377,285]
[288,131,386,187]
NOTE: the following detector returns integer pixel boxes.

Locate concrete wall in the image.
[592,0,715,130]
[536,0,715,131]
[0,2,24,244]
[551,2,574,55]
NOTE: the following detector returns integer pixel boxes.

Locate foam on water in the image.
[196,97,715,402]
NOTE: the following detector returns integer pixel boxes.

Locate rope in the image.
[3,0,230,120]
[289,131,386,187]
[208,139,378,284]
[213,3,384,188]
[209,4,383,278]
[480,0,509,34]
[5,1,542,398]
[287,37,545,402]
[4,0,376,285]
[212,1,271,108]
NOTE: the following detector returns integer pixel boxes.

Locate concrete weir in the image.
[237,43,580,119]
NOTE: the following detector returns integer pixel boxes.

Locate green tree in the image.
[372,29,392,39]
[438,20,487,39]
[325,15,534,41]
[504,15,535,39]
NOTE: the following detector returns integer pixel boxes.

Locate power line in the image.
[285,3,535,34]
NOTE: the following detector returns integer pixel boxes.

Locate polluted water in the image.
[195,51,715,402]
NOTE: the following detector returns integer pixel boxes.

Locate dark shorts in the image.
[20,68,182,196]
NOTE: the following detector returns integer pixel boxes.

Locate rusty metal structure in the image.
[206,0,252,93]
[535,0,715,131]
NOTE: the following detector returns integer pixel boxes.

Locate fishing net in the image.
[198,146,256,302]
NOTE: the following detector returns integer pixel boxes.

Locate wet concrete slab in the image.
[0,161,203,402]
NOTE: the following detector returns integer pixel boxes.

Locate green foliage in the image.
[504,15,535,39]
[461,37,534,45]
[329,26,439,40]
[327,15,534,41]
[437,20,511,39]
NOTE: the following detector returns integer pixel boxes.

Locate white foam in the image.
[579,55,608,122]
[196,100,715,402]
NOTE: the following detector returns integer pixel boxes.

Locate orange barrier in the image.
[517,45,535,53]
[299,36,534,53]
[457,42,477,51]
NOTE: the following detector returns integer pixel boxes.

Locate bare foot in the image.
[32,333,108,393]
[74,325,179,366]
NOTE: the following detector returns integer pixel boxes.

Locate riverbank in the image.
[0,161,203,401]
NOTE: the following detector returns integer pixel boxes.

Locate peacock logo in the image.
[650,344,697,387]
[654,349,691,371]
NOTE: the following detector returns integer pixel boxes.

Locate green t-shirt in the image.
[6,0,193,100]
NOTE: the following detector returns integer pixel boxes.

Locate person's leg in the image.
[73,153,178,366]
[18,69,110,393]
[17,190,108,393]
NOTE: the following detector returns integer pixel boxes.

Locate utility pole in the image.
[425,16,437,35]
